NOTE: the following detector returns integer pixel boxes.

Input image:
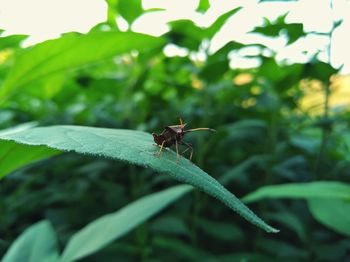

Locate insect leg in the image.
[181,147,190,155]
[155,140,165,157]
[175,139,179,163]
[181,141,193,161]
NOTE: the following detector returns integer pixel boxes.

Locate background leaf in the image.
[0,125,278,233]
[243,181,350,203]
[0,31,164,103]
[118,0,143,24]
[308,198,350,237]
[0,140,60,179]
[2,221,59,262]
[242,182,350,237]
[0,123,60,178]
[197,0,210,12]
[0,34,27,50]
[60,185,192,262]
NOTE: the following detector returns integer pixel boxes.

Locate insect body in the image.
[152,119,215,163]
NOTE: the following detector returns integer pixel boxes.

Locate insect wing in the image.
[166,123,187,134]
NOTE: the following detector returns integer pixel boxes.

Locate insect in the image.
[152,119,216,163]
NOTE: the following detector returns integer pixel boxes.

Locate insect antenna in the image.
[184,128,216,133]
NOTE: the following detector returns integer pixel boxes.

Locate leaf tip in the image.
[269,227,280,234]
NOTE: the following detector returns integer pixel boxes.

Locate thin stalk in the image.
[314,0,336,177]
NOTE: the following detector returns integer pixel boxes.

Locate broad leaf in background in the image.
[308,198,350,237]
[252,13,306,44]
[0,122,60,178]
[243,181,350,203]
[242,181,350,237]
[167,7,242,50]
[0,125,278,233]
[303,60,338,82]
[2,221,59,262]
[60,185,192,262]
[0,31,164,103]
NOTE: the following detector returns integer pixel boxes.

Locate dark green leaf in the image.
[2,221,59,262]
[0,31,164,103]
[118,0,143,24]
[167,20,204,50]
[243,181,350,203]
[0,140,60,179]
[60,185,192,262]
[252,13,305,45]
[167,7,242,50]
[308,198,350,237]
[303,60,338,82]
[0,123,60,178]
[0,125,278,233]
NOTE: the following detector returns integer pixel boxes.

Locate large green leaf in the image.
[0,140,60,178]
[2,221,59,262]
[243,181,350,203]
[0,123,60,178]
[0,125,278,233]
[242,182,350,237]
[308,198,350,237]
[0,31,164,103]
[60,185,192,262]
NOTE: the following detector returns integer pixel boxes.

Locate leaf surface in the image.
[0,125,278,233]
[242,181,350,237]
[243,181,350,203]
[308,198,350,237]
[60,185,192,262]
[2,221,59,262]
[0,31,164,102]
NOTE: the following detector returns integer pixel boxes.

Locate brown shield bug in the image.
[152,119,216,163]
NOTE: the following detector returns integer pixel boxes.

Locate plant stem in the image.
[314,0,336,178]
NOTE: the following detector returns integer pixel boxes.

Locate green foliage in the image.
[243,182,350,237]
[1,2,349,261]
[2,221,59,262]
[0,140,59,179]
[0,31,164,103]
[168,7,242,50]
[252,13,306,44]
[60,185,192,261]
[117,0,143,24]
[0,125,277,233]
[243,181,350,202]
[308,199,350,237]
[2,186,193,262]
[0,33,27,50]
[197,0,210,13]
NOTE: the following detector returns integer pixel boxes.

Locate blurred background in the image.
[0,0,350,261]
